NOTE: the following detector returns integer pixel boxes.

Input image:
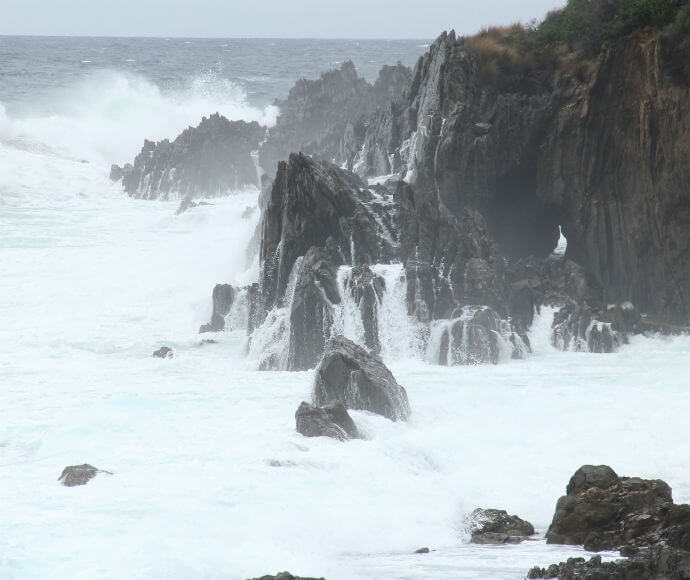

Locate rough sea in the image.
[1,36,689,580]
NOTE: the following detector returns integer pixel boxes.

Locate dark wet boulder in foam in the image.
[112,113,264,200]
[58,464,111,487]
[152,346,173,358]
[287,247,341,371]
[295,401,359,441]
[466,508,535,544]
[546,464,674,550]
[313,335,410,421]
[199,284,236,333]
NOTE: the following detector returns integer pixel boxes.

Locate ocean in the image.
[1,36,689,580]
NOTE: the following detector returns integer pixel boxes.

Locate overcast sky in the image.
[1,0,567,38]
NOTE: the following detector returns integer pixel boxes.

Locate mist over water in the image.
[1,37,689,580]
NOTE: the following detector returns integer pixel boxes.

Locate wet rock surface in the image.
[466,508,535,544]
[546,465,674,550]
[530,465,690,579]
[58,464,111,487]
[313,335,410,421]
[295,401,359,441]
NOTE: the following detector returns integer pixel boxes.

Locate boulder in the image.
[199,284,236,333]
[112,114,264,199]
[546,465,674,550]
[295,401,359,441]
[152,346,173,358]
[466,508,535,544]
[58,464,111,487]
[313,335,410,421]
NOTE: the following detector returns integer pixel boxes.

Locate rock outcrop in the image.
[313,336,410,421]
[111,114,264,199]
[199,284,236,333]
[295,401,359,441]
[58,464,111,487]
[529,465,690,580]
[546,465,675,551]
[466,508,536,544]
[351,29,689,327]
[258,61,411,176]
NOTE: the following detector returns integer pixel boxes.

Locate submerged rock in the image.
[313,335,410,421]
[466,508,535,544]
[58,464,111,487]
[295,401,359,441]
[152,346,173,358]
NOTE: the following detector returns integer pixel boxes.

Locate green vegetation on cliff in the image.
[466,0,690,86]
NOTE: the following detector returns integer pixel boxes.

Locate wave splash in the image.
[0,69,278,190]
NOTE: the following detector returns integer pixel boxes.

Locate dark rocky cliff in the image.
[258,60,411,177]
[349,29,689,327]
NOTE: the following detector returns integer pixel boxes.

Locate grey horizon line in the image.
[0,33,437,41]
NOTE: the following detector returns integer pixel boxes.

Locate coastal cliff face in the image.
[537,32,690,326]
[351,30,689,326]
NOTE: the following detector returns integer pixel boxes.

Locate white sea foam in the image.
[1,65,689,580]
[2,69,277,170]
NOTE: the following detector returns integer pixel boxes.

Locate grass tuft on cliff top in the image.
[465,0,690,87]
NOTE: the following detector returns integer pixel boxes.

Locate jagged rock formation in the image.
[349,29,689,327]
[199,284,236,333]
[110,114,264,199]
[199,23,688,370]
[295,401,359,441]
[313,336,410,421]
[258,61,411,176]
[466,508,536,545]
[216,153,531,369]
[58,464,111,487]
[530,465,690,579]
